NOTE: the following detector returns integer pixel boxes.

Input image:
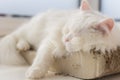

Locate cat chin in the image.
[65,43,81,53]
[66,46,81,53]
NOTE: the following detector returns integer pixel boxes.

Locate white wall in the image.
[88,0,99,11]
[101,0,120,19]
[0,0,79,16]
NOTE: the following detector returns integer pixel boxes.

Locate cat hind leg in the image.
[17,39,30,51]
[0,35,27,65]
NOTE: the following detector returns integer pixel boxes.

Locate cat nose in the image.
[65,38,70,42]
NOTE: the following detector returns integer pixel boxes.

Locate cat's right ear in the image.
[80,0,91,11]
[95,18,114,35]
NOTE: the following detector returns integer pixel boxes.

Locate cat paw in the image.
[26,66,46,79]
[53,48,68,58]
[17,40,30,51]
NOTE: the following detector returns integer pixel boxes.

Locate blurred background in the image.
[0,0,120,37]
[0,0,119,20]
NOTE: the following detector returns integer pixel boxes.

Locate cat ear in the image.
[96,18,114,34]
[80,0,91,11]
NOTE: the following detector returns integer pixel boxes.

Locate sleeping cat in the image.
[25,0,120,79]
[0,6,82,65]
[0,0,120,79]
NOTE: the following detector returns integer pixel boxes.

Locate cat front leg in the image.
[17,39,30,51]
[26,41,55,79]
[53,46,67,58]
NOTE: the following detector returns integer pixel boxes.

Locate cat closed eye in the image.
[88,26,99,33]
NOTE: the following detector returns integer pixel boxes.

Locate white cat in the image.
[0,7,80,65]
[0,0,120,79]
[25,0,120,79]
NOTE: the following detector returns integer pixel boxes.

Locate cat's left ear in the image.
[80,0,91,11]
[96,18,114,34]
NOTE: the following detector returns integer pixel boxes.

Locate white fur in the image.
[0,10,80,78]
[64,11,120,53]
[0,35,27,65]
[1,3,120,80]
[0,10,78,65]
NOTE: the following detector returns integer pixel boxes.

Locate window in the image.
[0,0,80,16]
[100,0,120,21]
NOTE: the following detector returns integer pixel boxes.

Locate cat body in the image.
[25,0,120,79]
[0,10,79,65]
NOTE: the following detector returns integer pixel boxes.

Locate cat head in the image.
[63,0,117,53]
